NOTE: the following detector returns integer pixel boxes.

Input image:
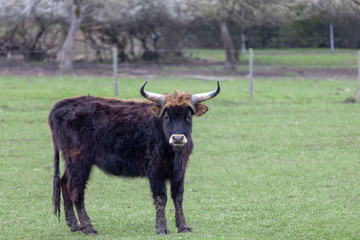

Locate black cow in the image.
[49,81,220,235]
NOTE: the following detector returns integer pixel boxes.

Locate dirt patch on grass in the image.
[0,64,357,79]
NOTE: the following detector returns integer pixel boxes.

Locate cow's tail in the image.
[52,142,61,222]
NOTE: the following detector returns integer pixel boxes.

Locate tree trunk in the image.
[59,0,82,71]
[220,19,236,71]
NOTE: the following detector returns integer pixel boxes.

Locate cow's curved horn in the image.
[191,81,221,104]
[140,81,164,105]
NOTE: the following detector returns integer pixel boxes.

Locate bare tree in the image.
[299,0,359,19]
[220,18,236,70]
[0,0,67,60]
[59,0,83,71]
[182,0,295,70]
[81,0,183,62]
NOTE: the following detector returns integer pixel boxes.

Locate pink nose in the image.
[169,134,188,146]
[172,135,184,141]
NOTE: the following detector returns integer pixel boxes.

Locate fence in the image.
[1,48,360,100]
[1,48,359,69]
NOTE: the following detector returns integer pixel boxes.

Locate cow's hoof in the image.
[178,225,192,233]
[66,220,81,232]
[156,227,170,235]
[70,223,81,232]
[81,224,98,235]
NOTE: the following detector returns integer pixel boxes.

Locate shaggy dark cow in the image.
[49,81,220,235]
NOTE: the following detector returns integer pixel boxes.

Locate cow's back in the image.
[48,96,162,177]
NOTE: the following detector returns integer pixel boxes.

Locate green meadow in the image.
[189,48,358,68]
[0,75,359,239]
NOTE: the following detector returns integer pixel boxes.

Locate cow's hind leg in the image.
[68,160,97,235]
[61,172,80,232]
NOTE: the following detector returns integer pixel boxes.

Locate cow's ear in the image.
[148,105,161,118]
[194,104,208,117]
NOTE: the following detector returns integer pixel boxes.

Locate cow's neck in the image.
[170,143,192,181]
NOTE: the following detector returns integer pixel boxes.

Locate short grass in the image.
[189,48,358,68]
[0,75,360,239]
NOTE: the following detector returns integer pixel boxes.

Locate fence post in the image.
[241,34,246,53]
[249,48,254,101]
[330,24,334,53]
[358,51,360,92]
[112,47,118,97]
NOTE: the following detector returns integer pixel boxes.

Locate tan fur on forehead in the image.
[147,91,209,117]
[159,91,196,116]
[164,91,193,108]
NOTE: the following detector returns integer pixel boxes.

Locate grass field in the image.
[0,75,360,239]
[189,48,358,68]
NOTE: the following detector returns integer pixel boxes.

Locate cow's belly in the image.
[94,154,146,177]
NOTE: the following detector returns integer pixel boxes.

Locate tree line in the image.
[0,0,359,71]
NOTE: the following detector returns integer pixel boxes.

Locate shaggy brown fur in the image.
[148,92,208,118]
[164,92,193,108]
[49,94,202,235]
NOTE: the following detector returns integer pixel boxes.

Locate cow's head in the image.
[140,81,220,148]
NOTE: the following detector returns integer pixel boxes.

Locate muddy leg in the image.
[150,175,169,235]
[154,196,169,235]
[171,177,192,233]
[68,163,97,235]
[74,204,97,235]
[61,172,80,232]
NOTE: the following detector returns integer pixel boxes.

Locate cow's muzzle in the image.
[169,134,188,147]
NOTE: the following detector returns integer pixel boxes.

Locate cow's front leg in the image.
[149,175,169,235]
[171,177,192,233]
